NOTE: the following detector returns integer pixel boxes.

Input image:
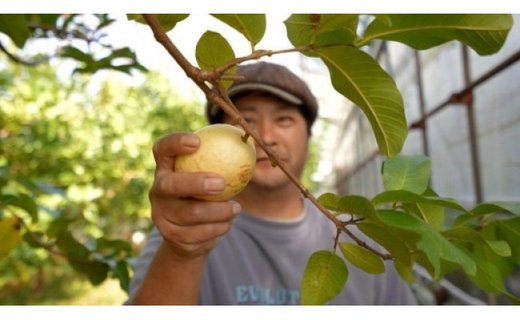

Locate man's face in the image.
[223,91,310,191]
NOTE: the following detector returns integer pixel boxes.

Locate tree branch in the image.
[9,210,65,258]
[0,40,52,66]
[142,14,391,261]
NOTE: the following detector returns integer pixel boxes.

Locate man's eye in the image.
[243,117,258,128]
[278,116,294,125]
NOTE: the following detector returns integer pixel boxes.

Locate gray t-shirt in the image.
[127,199,416,305]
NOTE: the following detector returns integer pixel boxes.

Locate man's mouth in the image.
[256,156,287,165]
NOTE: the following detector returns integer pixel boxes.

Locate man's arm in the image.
[127,132,239,305]
[130,242,206,304]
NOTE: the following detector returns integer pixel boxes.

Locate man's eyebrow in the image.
[236,102,299,113]
[236,105,257,112]
[278,104,299,111]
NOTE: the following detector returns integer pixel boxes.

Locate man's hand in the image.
[149,132,240,259]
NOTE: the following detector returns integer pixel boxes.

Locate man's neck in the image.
[235,184,304,221]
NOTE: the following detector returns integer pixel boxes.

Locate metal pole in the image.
[461,45,483,204]
[414,50,430,156]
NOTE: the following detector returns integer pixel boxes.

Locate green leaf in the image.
[301,250,348,305]
[315,46,406,156]
[127,14,189,31]
[56,232,90,260]
[0,216,21,260]
[47,215,73,238]
[496,218,520,264]
[359,14,513,55]
[69,258,109,285]
[212,14,266,49]
[284,14,358,49]
[413,187,446,230]
[358,221,418,266]
[382,155,431,194]
[414,202,445,230]
[337,195,380,221]
[56,232,109,285]
[372,190,467,213]
[471,201,520,216]
[339,242,385,274]
[60,46,94,64]
[478,224,516,279]
[96,237,132,260]
[443,226,511,257]
[94,48,140,73]
[0,14,30,48]
[195,31,236,89]
[371,14,392,26]
[379,210,476,279]
[317,192,341,211]
[319,193,379,221]
[105,47,136,60]
[60,43,144,75]
[1,193,38,223]
[93,14,115,31]
[26,14,60,27]
[485,240,511,257]
[111,64,147,74]
[454,201,520,226]
[196,31,235,70]
[468,255,506,293]
[394,259,415,283]
[22,231,45,248]
[112,260,130,292]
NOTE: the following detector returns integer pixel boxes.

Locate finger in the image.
[158,199,241,226]
[152,170,226,199]
[152,132,200,170]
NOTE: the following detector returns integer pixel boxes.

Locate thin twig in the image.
[214,44,340,75]
[333,228,342,251]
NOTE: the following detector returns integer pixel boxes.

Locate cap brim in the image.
[208,82,304,120]
[227,83,303,106]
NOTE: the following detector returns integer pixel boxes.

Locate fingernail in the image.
[181,134,200,148]
[230,201,241,215]
[204,177,225,193]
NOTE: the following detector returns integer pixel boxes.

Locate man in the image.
[127,61,416,305]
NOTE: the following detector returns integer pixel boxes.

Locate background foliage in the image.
[0,57,206,302]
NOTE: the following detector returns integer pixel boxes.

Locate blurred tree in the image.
[0,14,145,74]
[0,56,205,303]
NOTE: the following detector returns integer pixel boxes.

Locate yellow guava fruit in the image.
[175,124,256,201]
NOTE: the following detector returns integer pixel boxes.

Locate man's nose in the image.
[256,120,276,146]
